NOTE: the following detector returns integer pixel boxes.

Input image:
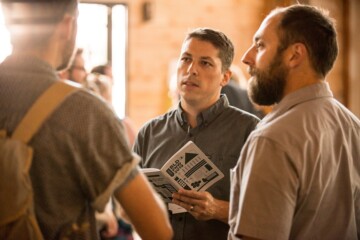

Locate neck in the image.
[181,101,201,128]
[12,42,59,69]
[181,97,219,128]
[284,70,323,97]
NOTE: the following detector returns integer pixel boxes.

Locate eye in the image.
[181,56,191,62]
[255,41,264,50]
[200,60,212,67]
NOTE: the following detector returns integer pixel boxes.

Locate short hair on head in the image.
[91,63,111,75]
[271,4,338,77]
[1,0,78,49]
[185,28,234,72]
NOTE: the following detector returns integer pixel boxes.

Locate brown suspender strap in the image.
[11,81,79,143]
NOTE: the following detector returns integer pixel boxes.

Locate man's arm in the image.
[95,200,118,238]
[172,189,229,223]
[242,237,262,240]
[114,172,173,240]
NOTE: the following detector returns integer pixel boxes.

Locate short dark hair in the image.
[185,28,234,72]
[272,4,338,77]
[91,63,111,75]
[1,0,78,49]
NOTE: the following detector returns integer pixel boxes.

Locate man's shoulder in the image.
[224,105,260,124]
[139,109,178,130]
[46,88,121,138]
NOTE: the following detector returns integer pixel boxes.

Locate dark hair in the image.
[1,0,78,49]
[272,4,338,77]
[91,63,111,75]
[185,28,234,72]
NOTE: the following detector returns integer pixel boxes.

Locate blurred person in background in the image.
[221,64,264,118]
[58,48,87,84]
[91,64,137,147]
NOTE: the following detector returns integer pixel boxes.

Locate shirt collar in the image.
[176,94,230,127]
[2,53,57,79]
[260,81,333,125]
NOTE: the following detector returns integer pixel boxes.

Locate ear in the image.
[286,43,307,68]
[220,69,232,87]
[57,13,76,40]
[58,69,70,80]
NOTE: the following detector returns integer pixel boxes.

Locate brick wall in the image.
[126,0,268,130]
[87,0,359,130]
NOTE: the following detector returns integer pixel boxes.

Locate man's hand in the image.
[97,210,119,238]
[172,189,229,223]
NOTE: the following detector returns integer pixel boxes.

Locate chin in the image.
[181,94,198,104]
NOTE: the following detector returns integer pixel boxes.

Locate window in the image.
[0,6,12,63]
[71,3,128,119]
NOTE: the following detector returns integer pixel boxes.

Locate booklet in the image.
[141,141,224,203]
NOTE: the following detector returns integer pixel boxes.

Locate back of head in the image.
[91,63,113,79]
[91,64,108,75]
[185,28,234,72]
[271,4,338,77]
[85,73,113,104]
[1,0,78,50]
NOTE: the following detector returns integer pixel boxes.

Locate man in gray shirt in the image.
[228,4,360,240]
[134,28,259,240]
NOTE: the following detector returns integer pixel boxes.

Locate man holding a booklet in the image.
[134,28,259,240]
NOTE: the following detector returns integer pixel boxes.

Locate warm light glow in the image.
[77,4,108,70]
[0,3,127,119]
[112,5,127,119]
[77,4,127,119]
[0,4,12,63]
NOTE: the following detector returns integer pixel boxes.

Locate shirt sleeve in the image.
[233,136,299,240]
[68,92,141,212]
[92,154,140,211]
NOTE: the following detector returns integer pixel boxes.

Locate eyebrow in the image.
[181,52,214,61]
[200,56,213,61]
[182,52,192,57]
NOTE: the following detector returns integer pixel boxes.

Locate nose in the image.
[241,45,255,66]
[187,62,198,76]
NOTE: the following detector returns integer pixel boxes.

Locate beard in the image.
[56,38,76,71]
[248,51,288,106]
[56,20,77,72]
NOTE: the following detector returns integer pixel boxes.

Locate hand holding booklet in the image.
[141,141,224,203]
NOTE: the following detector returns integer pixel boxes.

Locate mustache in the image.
[180,76,199,85]
[247,67,257,76]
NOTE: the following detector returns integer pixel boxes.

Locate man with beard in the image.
[228,4,360,240]
[133,28,259,240]
[0,1,172,239]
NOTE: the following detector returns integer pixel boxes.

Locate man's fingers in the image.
[172,198,195,212]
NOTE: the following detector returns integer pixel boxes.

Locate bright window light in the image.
[112,5,127,119]
[0,3,128,119]
[76,3,127,119]
[0,4,12,63]
[77,4,108,69]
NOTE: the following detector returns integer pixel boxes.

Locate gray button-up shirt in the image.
[134,95,259,240]
[229,82,360,240]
